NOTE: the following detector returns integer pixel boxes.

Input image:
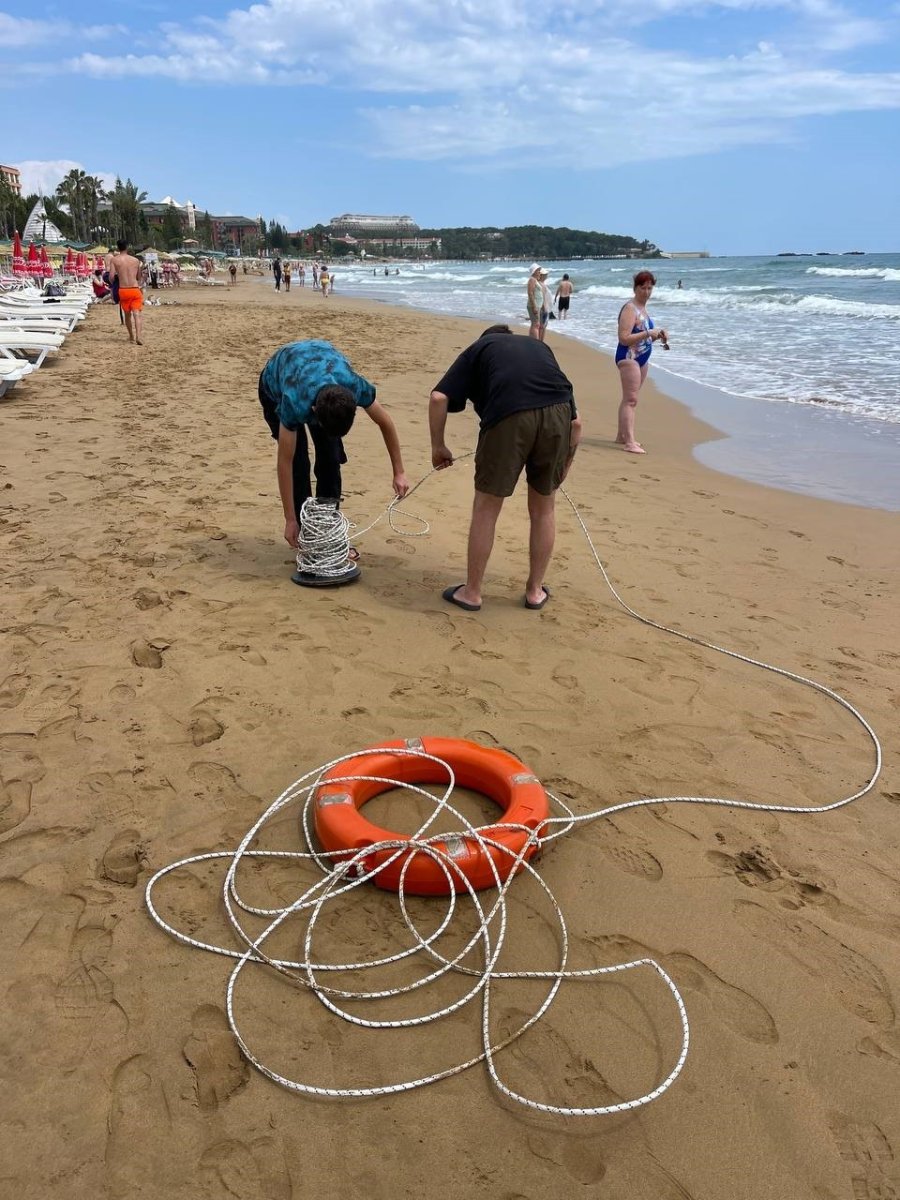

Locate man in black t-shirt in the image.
[429,325,581,612]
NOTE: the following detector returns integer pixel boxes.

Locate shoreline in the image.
[324,270,900,513]
[3,281,899,1200]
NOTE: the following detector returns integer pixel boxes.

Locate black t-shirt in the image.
[433,333,576,430]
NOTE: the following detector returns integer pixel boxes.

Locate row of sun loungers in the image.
[0,280,94,397]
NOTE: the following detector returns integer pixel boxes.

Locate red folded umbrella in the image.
[26,241,40,277]
[12,230,27,276]
[64,246,76,275]
[76,251,90,279]
[40,245,53,278]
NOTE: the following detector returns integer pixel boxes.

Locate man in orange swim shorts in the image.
[109,238,146,345]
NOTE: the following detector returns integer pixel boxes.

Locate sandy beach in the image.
[2,281,899,1199]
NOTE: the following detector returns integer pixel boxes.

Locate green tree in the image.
[159,204,183,250]
[0,177,23,238]
[197,209,214,249]
[54,168,106,242]
[108,178,148,246]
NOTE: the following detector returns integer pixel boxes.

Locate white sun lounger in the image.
[0,296,89,316]
[0,358,35,397]
[0,331,66,368]
[0,310,83,334]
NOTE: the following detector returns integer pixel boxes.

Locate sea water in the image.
[335,255,900,511]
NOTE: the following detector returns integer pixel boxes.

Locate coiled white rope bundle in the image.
[295,497,356,578]
[148,460,882,1111]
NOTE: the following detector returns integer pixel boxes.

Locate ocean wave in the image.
[807,266,900,281]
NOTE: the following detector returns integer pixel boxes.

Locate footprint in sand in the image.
[197,1138,292,1200]
[105,1055,174,1199]
[0,777,32,835]
[188,709,225,747]
[100,829,144,886]
[132,587,164,610]
[591,933,776,1045]
[0,673,30,708]
[735,900,894,1029]
[182,1004,249,1111]
[827,1113,900,1198]
[131,640,164,669]
[595,819,663,882]
[499,1007,620,1150]
[665,951,778,1044]
[527,1130,607,1186]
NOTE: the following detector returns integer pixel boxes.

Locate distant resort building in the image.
[210,214,259,253]
[1,164,22,196]
[96,194,259,253]
[328,212,439,253]
[658,250,710,259]
[330,213,419,237]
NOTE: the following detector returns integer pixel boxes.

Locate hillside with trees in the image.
[418,225,658,261]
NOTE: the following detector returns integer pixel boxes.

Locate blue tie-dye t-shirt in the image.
[260,340,376,430]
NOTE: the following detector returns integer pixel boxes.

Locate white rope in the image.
[295,497,356,578]
[147,458,881,1113]
[146,747,691,1113]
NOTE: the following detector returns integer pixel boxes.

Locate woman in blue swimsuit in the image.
[615,270,667,453]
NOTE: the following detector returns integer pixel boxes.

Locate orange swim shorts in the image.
[119,287,143,313]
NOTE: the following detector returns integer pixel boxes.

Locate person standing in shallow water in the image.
[615,270,668,454]
[554,274,574,319]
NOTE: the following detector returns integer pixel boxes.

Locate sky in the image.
[2,0,899,255]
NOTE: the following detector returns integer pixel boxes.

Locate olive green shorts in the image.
[474,402,572,497]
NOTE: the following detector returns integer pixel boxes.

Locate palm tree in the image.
[109,178,148,246]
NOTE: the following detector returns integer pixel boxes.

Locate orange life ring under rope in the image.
[314,736,549,896]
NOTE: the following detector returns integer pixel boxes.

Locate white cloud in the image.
[14,161,117,197]
[0,14,123,47]
[6,1,900,168]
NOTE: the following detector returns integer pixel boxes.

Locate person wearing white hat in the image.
[526,264,544,340]
[536,268,552,341]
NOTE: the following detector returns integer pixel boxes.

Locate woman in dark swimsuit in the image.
[615,270,667,454]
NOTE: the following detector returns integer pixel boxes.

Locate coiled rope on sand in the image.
[147,460,882,1113]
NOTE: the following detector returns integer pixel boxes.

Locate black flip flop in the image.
[442,585,481,612]
[524,586,551,610]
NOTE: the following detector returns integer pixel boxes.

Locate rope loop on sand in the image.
[146,745,692,1113]
[148,458,882,1112]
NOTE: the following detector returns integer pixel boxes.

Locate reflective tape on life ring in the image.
[314,736,549,896]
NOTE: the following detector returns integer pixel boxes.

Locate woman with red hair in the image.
[615,270,668,453]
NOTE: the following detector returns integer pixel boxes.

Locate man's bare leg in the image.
[134,309,144,346]
[525,486,555,606]
[449,490,505,609]
[123,310,135,342]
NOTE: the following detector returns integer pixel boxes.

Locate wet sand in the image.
[1,281,899,1199]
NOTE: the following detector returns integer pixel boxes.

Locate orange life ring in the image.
[314,737,549,896]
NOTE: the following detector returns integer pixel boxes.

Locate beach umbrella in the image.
[40,245,53,279]
[94,255,105,272]
[64,247,76,276]
[12,230,26,276]
[76,251,90,279]
[26,241,40,277]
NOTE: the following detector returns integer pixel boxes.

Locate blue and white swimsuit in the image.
[615,304,654,368]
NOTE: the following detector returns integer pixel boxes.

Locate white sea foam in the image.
[807,266,900,281]
[340,254,900,428]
